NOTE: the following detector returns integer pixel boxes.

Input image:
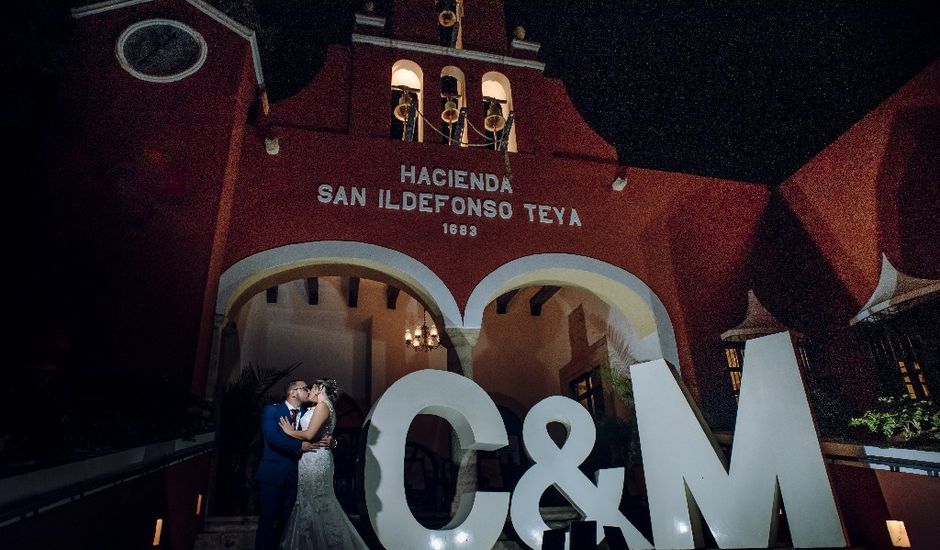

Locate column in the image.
[445,327,481,514]
[204,314,228,401]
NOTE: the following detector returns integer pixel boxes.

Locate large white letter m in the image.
[631,332,847,549]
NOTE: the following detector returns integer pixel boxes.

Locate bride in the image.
[277,379,369,550]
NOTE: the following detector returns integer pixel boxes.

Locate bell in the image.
[393,93,412,122]
[441,98,459,124]
[484,101,506,132]
[438,9,457,27]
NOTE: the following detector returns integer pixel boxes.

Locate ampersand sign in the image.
[510,396,653,550]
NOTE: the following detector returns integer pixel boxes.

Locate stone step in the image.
[196,515,867,550]
[194,510,572,550]
[202,515,257,532]
[194,527,254,550]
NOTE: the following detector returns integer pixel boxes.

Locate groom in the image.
[254,379,332,550]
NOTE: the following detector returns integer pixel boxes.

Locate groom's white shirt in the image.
[284,400,302,429]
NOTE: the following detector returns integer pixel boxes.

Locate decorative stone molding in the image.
[510,38,541,53]
[352,33,546,71]
[116,19,207,83]
[721,290,787,341]
[851,253,940,325]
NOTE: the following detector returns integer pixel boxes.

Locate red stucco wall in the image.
[876,468,940,550]
[781,60,940,306]
[61,1,256,386]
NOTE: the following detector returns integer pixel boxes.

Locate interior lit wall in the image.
[235,276,446,412]
[233,275,648,415]
[474,286,645,413]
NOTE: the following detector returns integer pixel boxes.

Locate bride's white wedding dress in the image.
[280,400,369,550]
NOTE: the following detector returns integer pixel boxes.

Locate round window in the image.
[116,19,207,83]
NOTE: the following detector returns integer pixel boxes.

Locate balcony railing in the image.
[0,432,215,528]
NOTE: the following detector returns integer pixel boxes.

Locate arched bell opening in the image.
[435,0,463,48]
[440,66,468,147]
[390,59,424,143]
[481,71,517,152]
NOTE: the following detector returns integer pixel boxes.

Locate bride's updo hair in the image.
[314,378,341,401]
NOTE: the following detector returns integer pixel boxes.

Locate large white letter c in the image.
[364,369,510,549]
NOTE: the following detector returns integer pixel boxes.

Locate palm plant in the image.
[214,362,300,514]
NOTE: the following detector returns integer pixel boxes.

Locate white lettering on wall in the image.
[318,165,583,235]
[400,163,416,184]
[523,203,582,227]
[380,190,512,220]
[400,164,513,195]
[317,184,366,207]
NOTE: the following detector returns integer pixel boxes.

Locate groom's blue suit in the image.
[254,401,305,550]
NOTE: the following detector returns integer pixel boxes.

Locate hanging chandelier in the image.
[405,309,441,352]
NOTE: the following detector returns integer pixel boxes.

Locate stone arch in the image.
[465,253,679,369]
[216,241,462,329]
[207,241,459,400]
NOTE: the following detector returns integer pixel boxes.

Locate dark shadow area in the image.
[747,192,881,435]
[877,105,940,277]
[748,192,860,334]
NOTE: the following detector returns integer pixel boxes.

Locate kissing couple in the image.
[254,379,369,550]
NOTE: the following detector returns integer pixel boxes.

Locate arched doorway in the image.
[465,253,677,367]
[465,254,674,532]
[210,242,460,518]
[212,272,451,516]
[212,241,464,394]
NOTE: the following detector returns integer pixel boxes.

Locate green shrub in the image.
[849,396,940,442]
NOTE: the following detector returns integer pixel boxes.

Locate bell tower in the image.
[384,0,509,53]
[266,0,615,163]
[343,0,536,152]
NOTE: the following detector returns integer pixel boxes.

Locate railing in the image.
[713,431,940,477]
[0,432,215,529]
[821,440,940,476]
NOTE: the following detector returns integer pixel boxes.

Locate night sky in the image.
[509,1,940,185]
[4,1,939,186]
